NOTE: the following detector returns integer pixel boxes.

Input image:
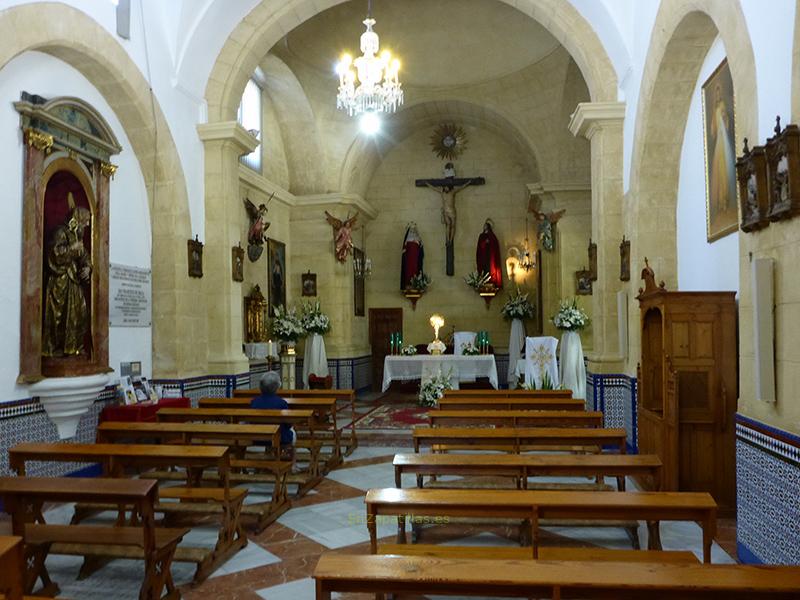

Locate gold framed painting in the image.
[702,58,739,242]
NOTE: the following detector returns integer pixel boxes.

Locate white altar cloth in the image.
[382,355,499,392]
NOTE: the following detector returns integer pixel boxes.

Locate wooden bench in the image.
[438,396,586,411]
[364,487,718,562]
[443,389,574,398]
[7,442,261,581]
[0,477,186,599]
[233,388,359,455]
[156,407,323,493]
[96,421,281,457]
[0,536,24,600]
[393,453,663,492]
[429,409,603,428]
[313,554,800,599]
[413,426,628,454]
[197,397,343,466]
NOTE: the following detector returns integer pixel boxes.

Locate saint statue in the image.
[42,193,92,357]
[476,219,503,289]
[325,211,359,262]
[400,222,424,289]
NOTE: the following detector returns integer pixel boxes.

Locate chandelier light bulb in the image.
[359,111,381,135]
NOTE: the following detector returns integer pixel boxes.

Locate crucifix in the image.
[416,162,485,275]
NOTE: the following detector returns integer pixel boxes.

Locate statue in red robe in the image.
[476,220,502,289]
[401,223,424,289]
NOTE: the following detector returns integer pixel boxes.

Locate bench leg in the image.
[78,555,115,580]
[194,496,249,582]
[396,515,407,544]
[141,543,179,600]
[626,525,641,550]
[25,543,60,598]
[646,521,662,550]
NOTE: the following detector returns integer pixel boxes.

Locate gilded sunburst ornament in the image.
[430,123,467,160]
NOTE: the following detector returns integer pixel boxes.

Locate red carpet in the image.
[355,403,429,430]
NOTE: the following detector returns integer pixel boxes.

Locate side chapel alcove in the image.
[15,92,120,438]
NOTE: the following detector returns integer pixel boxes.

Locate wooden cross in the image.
[416,173,485,275]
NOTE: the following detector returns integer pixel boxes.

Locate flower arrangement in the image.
[464,270,492,290]
[300,300,331,335]
[419,370,453,407]
[270,305,306,342]
[400,344,417,356]
[522,371,558,390]
[552,298,590,332]
[460,341,481,356]
[501,288,535,320]
[407,272,431,291]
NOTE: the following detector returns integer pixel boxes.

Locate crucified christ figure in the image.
[425,181,472,244]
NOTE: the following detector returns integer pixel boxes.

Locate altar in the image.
[382,355,499,392]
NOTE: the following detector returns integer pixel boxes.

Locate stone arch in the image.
[338,99,543,198]
[0,3,200,378]
[205,0,618,124]
[629,0,757,288]
[260,54,326,194]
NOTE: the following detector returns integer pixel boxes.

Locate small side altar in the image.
[382,355,498,392]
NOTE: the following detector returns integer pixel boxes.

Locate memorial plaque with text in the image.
[109,264,151,327]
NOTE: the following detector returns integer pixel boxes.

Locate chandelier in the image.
[335,1,403,117]
[353,225,372,279]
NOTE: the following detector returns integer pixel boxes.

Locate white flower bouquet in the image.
[400,345,417,356]
[300,300,331,335]
[460,341,481,356]
[501,288,535,320]
[552,298,590,332]
[419,370,453,407]
[407,272,431,291]
[270,305,306,342]
[464,270,491,290]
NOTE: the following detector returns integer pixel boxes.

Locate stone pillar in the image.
[568,102,626,373]
[198,122,259,374]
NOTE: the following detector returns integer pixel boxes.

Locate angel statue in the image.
[528,195,566,252]
[243,193,273,262]
[325,211,359,263]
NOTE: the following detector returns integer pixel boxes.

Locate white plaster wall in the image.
[676,38,739,293]
[0,51,152,402]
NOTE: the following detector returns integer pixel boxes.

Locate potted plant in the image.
[501,288,535,387]
[300,300,331,388]
[270,305,306,351]
[552,298,590,399]
[418,370,453,407]
[464,270,498,307]
[403,272,431,310]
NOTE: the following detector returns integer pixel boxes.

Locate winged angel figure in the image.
[243,193,273,261]
[325,211,359,263]
[528,195,565,252]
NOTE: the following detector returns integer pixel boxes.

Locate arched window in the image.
[238,77,262,171]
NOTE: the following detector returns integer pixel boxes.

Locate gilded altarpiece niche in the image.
[15,92,121,382]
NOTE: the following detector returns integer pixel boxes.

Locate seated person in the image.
[251,371,296,467]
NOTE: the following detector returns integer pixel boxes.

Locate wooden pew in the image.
[438,396,585,411]
[429,409,603,428]
[443,389,573,398]
[7,442,264,580]
[96,421,280,456]
[393,453,663,492]
[197,397,342,465]
[233,388,359,455]
[0,536,24,600]
[365,488,718,562]
[156,407,323,494]
[313,554,800,600]
[413,426,628,454]
[0,477,186,599]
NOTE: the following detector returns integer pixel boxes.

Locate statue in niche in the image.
[476,219,502,289]
[42,193,92,357]
[529,194,565,252]
[243,193,273,262]
[401,222,424,290]
[325,211,359,262]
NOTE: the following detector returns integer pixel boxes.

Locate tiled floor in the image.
[2,394,739,599]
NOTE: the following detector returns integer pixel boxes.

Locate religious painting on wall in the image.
[267,238,286,317]
[620,236,631,281]
[187,236,203,278]
[353,247,365,316]
[302,271,317,297]
[575,269,593,295]
[231,244,244,282]
[702,58,738,242]
[587,239,597,281]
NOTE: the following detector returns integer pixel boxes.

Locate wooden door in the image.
[369,308,403,392]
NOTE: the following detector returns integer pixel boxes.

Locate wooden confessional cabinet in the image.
[637,265,737,515]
